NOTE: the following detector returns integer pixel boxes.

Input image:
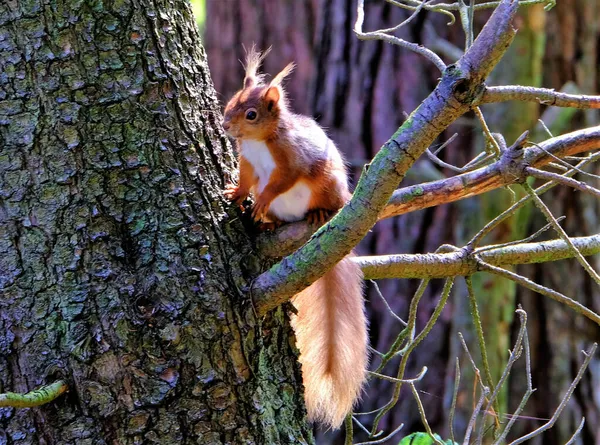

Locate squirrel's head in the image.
[223,46,294,140]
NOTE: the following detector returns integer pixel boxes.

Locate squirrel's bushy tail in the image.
[291,255,368,429]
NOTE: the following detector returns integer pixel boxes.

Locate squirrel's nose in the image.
[222,121,231,131]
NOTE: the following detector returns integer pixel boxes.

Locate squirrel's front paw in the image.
[224,184,246,205]
[251,197,271,222]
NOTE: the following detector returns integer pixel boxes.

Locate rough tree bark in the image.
[0,1,311,444]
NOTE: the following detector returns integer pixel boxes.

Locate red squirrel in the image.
[222,47,368,429]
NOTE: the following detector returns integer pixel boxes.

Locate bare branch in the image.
[564,418,586,445]
[355,234,600,279]
[410,382,446,445]
[521,182,600,285]
[449,358,460,444]
[381,126,600,220]
[353,423,405,445]
[493,326,535,444]
[481,86,600,108]
[371,278,454,434]
[508,344,597,445]
[526,167,600,198]
[477,260,600,325]
[369,366,428,384]
[355,0,447,72]
[477,309,528,444]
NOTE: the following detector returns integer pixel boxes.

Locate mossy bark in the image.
[0,1,311,444]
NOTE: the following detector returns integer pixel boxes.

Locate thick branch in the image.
[355,235,600,279]
[381,126,600,219]
[481,86,600,108]
[251,0,519,316]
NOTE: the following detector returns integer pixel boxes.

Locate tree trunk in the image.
[0,1,311,443]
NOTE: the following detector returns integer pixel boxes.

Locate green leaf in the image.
[398,432,458,445]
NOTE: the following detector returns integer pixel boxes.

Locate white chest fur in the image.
[240,139,311,222]
[240,139,275,193]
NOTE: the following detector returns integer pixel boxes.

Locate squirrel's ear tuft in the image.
[264,86,281,111]
[243,44,271,88]
[269,62,295,88]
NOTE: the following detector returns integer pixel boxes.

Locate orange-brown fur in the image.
[222,46,368,429]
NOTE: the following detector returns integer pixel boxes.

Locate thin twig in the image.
[493,324,535,444]
[369,366,428,384]
[508,343,597,444]
[473,217,565,254]
[564,418,586,445]
[522,182,600,285]
[355,0,447,72]
[463,386,490,445]
[482,85,600,109]
[477,260,600,325]
[370,280,407,326]
[467,152,600,249]
[526,167,600,197]
[476,308,528,443]
[354,423,405,445]
[371,278,454,434]
[466,275,498,432]
[410,382,446,445]
[351,415,372,437]
[449,358,460,444]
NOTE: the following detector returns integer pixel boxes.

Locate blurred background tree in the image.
[197,1,599,443]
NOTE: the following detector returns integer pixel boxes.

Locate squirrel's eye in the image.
[245,109,257,121]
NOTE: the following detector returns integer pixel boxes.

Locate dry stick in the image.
[466,276,498,430]
[463,386,491,445]
[354,423,405,445]
[373,279,430,374]
[564,418,586,445]
[370,280,407,326]
[477,260,600,325]
[449,358,461,445]
[508,343,597,445]
[493,327,535,445]
[459,332,486,394]
[371,279,455,435]
[482,86,600,108]
[476,308,527,444]
[529,141,600,180]
[369,366,428,384]
[385,0,457,24]
[473,107,502,156]
[410,382,446,445]
[355,0,446,72]
[526,167,600,198]
[521,182,600,285]
[414,0,552,11]
[474,217,564,254]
